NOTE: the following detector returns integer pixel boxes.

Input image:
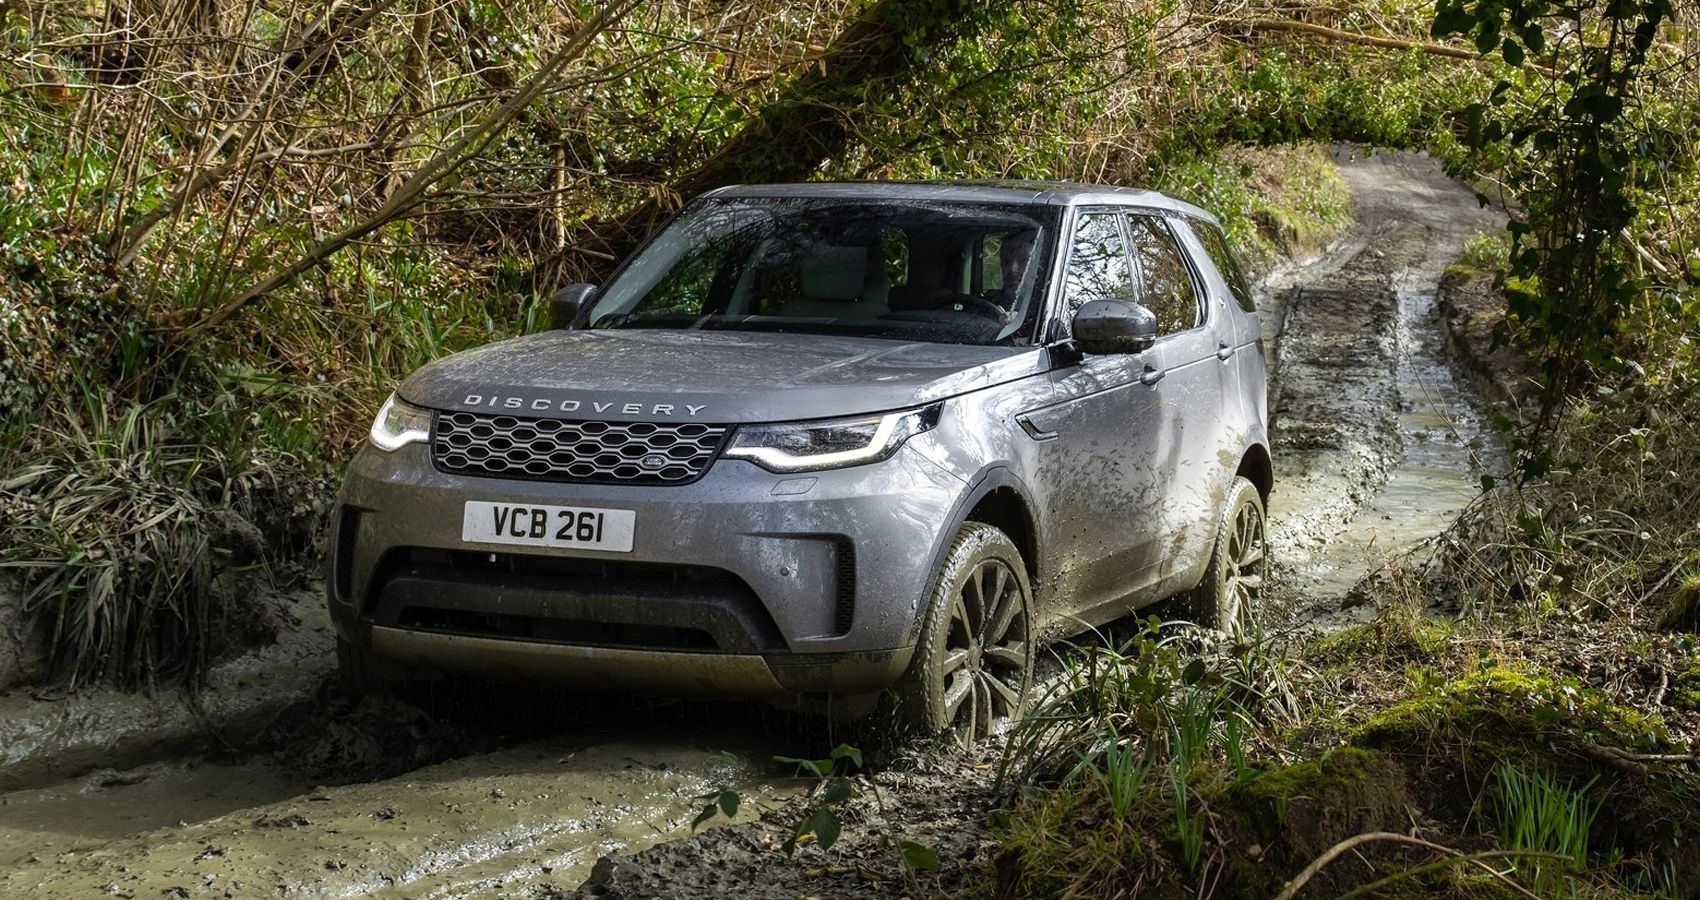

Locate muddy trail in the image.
[0,149,1504,899]
[1261,148,1505,624]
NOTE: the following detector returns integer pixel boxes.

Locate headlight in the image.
[723,405,941,473]
[369,393,432,451]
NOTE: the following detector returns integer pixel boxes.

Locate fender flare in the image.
[905,466,1044,645]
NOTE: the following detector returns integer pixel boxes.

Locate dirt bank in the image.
[0,589,333,793]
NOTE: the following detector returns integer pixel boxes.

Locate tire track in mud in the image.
[1263,148,1505,625]
[1,727,802,899]
[0,149,1507,899]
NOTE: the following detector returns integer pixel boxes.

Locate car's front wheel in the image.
[896,523,1034,748]
[1185,475,1268,638]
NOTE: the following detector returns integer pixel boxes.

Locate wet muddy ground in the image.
[0,149,1506,898]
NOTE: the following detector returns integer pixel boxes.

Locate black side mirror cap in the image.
[549,283,597,330]
[1071,298,1158,355]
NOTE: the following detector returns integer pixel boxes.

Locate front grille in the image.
[432,411,729,485]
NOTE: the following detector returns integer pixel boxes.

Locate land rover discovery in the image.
[327,182,1271,742]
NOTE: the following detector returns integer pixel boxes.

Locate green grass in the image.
[1489,762,1599,895]
[1446,230,1513,280]
[0,391,322,687]
[1155,144,1353,265]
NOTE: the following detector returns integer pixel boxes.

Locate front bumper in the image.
[327,440,965,696]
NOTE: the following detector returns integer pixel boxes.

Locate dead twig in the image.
[1581,742,1700,776]
[1274,831,1562,900]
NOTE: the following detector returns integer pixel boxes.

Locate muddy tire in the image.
[895,523,1034,748]
[1185,475,1268,638]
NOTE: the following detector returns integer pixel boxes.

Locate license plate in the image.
[460,501,636,552]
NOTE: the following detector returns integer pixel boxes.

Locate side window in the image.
[1126,215,1198,335]
[981,235,1006,293]
[1062,212,1133,317]
[1193,221,1255,313]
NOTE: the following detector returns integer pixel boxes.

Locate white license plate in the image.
[460,501,636,552]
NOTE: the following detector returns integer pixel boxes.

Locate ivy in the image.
[1431,0,1687,449]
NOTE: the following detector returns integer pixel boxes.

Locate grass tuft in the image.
[0,393,324,688]
[1488,761,1599,894]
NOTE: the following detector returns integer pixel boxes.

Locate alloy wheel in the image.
[937,556,1031,747]
[1219,498,1267,638]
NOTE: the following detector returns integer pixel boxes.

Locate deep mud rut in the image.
[1261,148,1505,624]
[0,149,1505,899]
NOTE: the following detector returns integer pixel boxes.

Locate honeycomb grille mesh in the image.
[432,411,728,485]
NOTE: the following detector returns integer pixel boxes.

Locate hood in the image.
[398,329,1050,424]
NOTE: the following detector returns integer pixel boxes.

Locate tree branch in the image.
[1235,18,1483,63]
[188,0,637,332]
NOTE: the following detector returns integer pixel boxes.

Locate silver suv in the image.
[328,182,1270,742]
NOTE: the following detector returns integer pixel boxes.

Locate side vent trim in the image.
[833,539,856,635]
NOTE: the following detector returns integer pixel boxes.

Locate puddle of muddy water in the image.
[1293,265,1498,607]
[0,725,800,899]
[0,760,312,867]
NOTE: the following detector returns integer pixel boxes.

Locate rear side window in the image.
[1126,215,1198,336]
[1193,221,1255,313]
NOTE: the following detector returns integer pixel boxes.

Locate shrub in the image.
[0,395,328,688]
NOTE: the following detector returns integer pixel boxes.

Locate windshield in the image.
[587,197,1058,346]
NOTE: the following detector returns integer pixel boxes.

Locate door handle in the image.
[1015,414,1059,442]
[1216,341,1235,360]
[1139,364,1165,386]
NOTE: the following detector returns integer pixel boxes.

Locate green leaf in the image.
[822,776,855,805]
[1521,22,1546,53]
[1431,0,1472,37]
[811,809,842,850]
[717,790,740,819]
[829,743,864,771]
[1473,25,1501,55]
[1480,474,1496,492]
[899,839,941,871]
[692,802,719,831]
[774,755,824,778]
[1501,39,1524,67]
[1182,658,1207,685]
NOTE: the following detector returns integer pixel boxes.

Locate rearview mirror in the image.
[1072,299,1157,355]
[549,283,596,330]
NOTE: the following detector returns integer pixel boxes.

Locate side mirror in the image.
[549,283,597,330]
[1072,298,1158,355]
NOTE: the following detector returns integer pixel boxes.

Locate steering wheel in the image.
[927,293,1007,321]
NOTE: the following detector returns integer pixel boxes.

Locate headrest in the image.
[799,244,868,302]
[888,258,950,311]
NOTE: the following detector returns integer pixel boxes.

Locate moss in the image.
[1351,663,1700,893]
[1352,664,1670,769]
[1307,620,1450,668]
[1673,656,1700,713]
[1238,746,1382,808]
